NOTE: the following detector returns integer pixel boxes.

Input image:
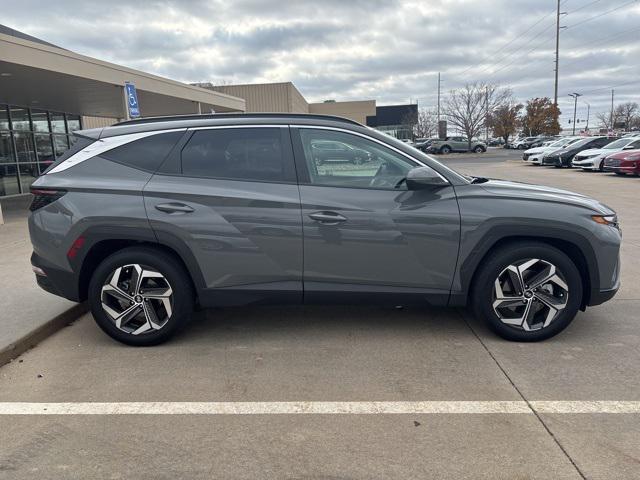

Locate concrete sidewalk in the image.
[0,196,86,365]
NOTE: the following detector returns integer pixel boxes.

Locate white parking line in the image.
[0,401,638,415]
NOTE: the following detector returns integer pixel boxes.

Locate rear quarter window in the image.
[42,134,96,174]
[100,131,184,172]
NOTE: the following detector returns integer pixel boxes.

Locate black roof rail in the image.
[114,112,362,127]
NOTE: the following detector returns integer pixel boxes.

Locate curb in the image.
[0,302,89,367]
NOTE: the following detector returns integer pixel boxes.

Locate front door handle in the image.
[308,211,347,225]
[155,202,194,214]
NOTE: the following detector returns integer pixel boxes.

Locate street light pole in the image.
[568,93,582,135]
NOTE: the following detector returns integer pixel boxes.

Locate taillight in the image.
[29,188,66,212]
[67,236,86,259]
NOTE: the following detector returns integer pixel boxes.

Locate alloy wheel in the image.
[101,264,173,335]
[492,258,569,331]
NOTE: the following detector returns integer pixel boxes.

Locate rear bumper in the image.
[31,252,81,302]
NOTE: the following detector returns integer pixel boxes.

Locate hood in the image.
[574,147,608,158]
[478,179,612,214]
[607,149,640,161]
[524,146,550,154]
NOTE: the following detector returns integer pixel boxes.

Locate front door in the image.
[292,127,461,306]
[144,126,303,306]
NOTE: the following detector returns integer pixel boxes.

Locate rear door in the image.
[291,126,461,306]
[144,126,303,306]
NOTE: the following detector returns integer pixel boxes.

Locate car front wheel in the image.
[88,247,194,346]
[473,146,484,153]
[472,242,582,341]
[440,146,452,154]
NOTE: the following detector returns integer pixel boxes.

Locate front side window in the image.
[297,128,415,189]
[181,128,291,182]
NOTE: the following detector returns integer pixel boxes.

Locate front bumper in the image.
[542,156,561,166]
[572,157,600,169]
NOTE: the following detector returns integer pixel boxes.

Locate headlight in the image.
[592,214,619,228]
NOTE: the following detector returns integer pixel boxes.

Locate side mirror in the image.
[406,167,449,190]
[623,145,636,150]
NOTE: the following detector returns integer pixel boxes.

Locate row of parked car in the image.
[521,133,640,175]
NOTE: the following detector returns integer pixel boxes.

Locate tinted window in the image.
[590,137,613,148]
[297,128,415,189]
[101,131,184,172]
[181,128,290,182]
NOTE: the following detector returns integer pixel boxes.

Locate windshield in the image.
[604,138,633,149]
[566,137,594,149]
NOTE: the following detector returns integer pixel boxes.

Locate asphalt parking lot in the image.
[1,148,639,479]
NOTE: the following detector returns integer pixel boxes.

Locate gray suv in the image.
[29,114,621,345]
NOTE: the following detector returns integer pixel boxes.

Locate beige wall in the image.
[309,100,376,125]
[206,82,308,113]
[81,115,117,129]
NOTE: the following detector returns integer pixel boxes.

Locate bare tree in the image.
[614,102,639,130]
[596,110,620,130]
[443,82,511,150]
[413,108,438,138]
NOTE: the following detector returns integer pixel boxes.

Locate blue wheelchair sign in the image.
[125,82,140,118]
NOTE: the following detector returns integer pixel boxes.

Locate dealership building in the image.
[0,24,245,198]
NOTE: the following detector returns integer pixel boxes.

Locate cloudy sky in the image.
[4,0,640,125]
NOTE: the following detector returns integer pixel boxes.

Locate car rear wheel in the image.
[88,247,194,346]
[473,146,484,153]
[472,242,582,341]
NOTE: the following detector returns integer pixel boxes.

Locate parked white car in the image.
[524,137,581,164]
[572,137,640,171]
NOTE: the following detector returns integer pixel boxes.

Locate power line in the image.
[456,1,566,77]
[566,0,603,15]
[580,79,640,95]
[566,0,638,29]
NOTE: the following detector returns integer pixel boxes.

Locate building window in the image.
[0,104,82,196]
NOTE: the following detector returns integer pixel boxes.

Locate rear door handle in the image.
[308,211,347,225]
[155,202,194,214]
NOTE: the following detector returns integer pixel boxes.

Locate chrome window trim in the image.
[189,125,288,131]
[48,128,187,174]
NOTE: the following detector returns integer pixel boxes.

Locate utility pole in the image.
[437,72,441,123]
[584,101,590,132]
[485,86,489,142]
[610,89,615,129]
[553,0,561,108]
[568,93,582,135]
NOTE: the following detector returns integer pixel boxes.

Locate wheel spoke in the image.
[505,265,525,295]
[526,263,555,290]
[114,304,142,329]
[521,300,538,331]
[535,290,567,310]
[101,284,132,304]
[493,297,525,310]
[143,301,164,331]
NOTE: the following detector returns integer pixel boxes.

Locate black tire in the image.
[473,146,485,153]
[615,172,626,176]
[88,247,194,346]
[599,160,604,172]
[471,242,583,342]
[440,145,452,154]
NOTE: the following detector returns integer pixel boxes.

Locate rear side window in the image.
[181,128,293,182]
[101,131,184,172]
